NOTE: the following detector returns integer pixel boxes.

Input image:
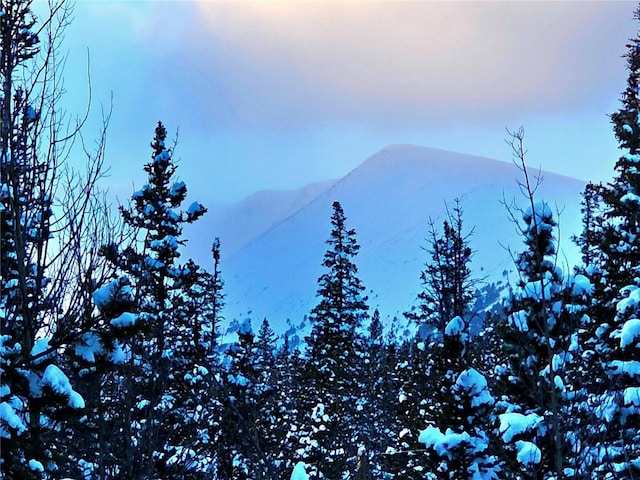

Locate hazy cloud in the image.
[187,1,633,128]
[59,1,637,203]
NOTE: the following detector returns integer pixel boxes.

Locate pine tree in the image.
[298,201,369,479]
[253,318,282,474]
[217,319,261,478]
[162,258,221,479]
[98,122,211,479]
[585,7,640,316]
[275,336,306,477]
[405,199,475,342]
[255,318,277,378]
[360,309,398,478]
[575,182,606,269]
[494,130,590,479]
[419,366,500,479]
[390,200,478,478]
[216,318,280,479]
[577,10,640,476]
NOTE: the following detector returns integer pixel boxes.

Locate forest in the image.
[1,1,639,479]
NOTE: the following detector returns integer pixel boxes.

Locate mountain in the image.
[185,179,336,258]
[185,145,586,334]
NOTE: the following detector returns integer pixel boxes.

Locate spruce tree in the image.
[405,199,475,342]
[217,319,261,478]
[275,336,306,477]
[254,318,282,474]
[98,122,212,479]
[419,366,500,479]
[362,310,404,478]
[298,201,369,479]
[494,131,591,479]
[581,7,640,320]
[577,10,640,475]
[392,200,478,478]
[162,258,221,479]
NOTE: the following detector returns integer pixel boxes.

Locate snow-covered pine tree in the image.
[384,339,431,479]
[607,11,640,280]
[255,318,277,381]
[575,10,640,475]
[0,1,126,477]
[391,200,478,478]
[217,319,258,477]
[419,364,500,479]
[271,335,306,477]
[405,199,475,342]
[298,201,369,479]
[75,275,138,478]
[254,321,277,432]
[161,258,221,479]
[580,7,640,321]
[210,237,225,340]
[494,130,591,479]
[575,182,607,269]
[360,309,399,478]
[97,122,210,479]
[417,295,500,478]
[217,318,280,479]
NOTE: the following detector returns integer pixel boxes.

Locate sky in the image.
[48,0,637,206]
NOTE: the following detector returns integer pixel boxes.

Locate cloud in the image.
[186,1,633,129]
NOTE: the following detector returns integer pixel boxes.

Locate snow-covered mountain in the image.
[185,145,586,333]
[187,179,336,258]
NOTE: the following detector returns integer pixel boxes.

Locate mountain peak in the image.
[187,144,586,330]
[349,144,511,180]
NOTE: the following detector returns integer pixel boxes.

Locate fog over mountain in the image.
[185,145,586,333]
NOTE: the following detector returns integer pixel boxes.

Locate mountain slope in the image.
[187,145,585,333]
[185,179,336,258]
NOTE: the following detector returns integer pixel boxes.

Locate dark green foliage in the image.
[360,310,401,478]
[217,320,261,477]
[389,200,479,478]
[493,154,589,478]
[405,199,475,342]
[298,201,369,479]
[589,7,640,305]
[97,122,215,479]
[574,9,640,476]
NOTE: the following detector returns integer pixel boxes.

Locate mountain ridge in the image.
[185,144,586,333]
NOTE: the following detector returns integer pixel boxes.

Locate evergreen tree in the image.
[419,365,500,479]
[98,122,211,479]
[361,310,399,478]
[162,258,221,479]
[582,7,640,317]
[405,199,475,342]
[253,318,282,475]
[391,200,477,478]
[577,10,640,476]
[255,318,277,377]
[217,319,261,478]
[275,336,306,477]
[575,182,607,269]
[216,317,279,479]
[494,131,590,479]
[298,201,369,479]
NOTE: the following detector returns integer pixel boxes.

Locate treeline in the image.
[1,1,640,479]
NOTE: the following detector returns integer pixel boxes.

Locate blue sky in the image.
[53,1,635,206]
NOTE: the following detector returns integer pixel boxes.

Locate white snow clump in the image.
[40,365,85,409]
[290,461,310,480]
